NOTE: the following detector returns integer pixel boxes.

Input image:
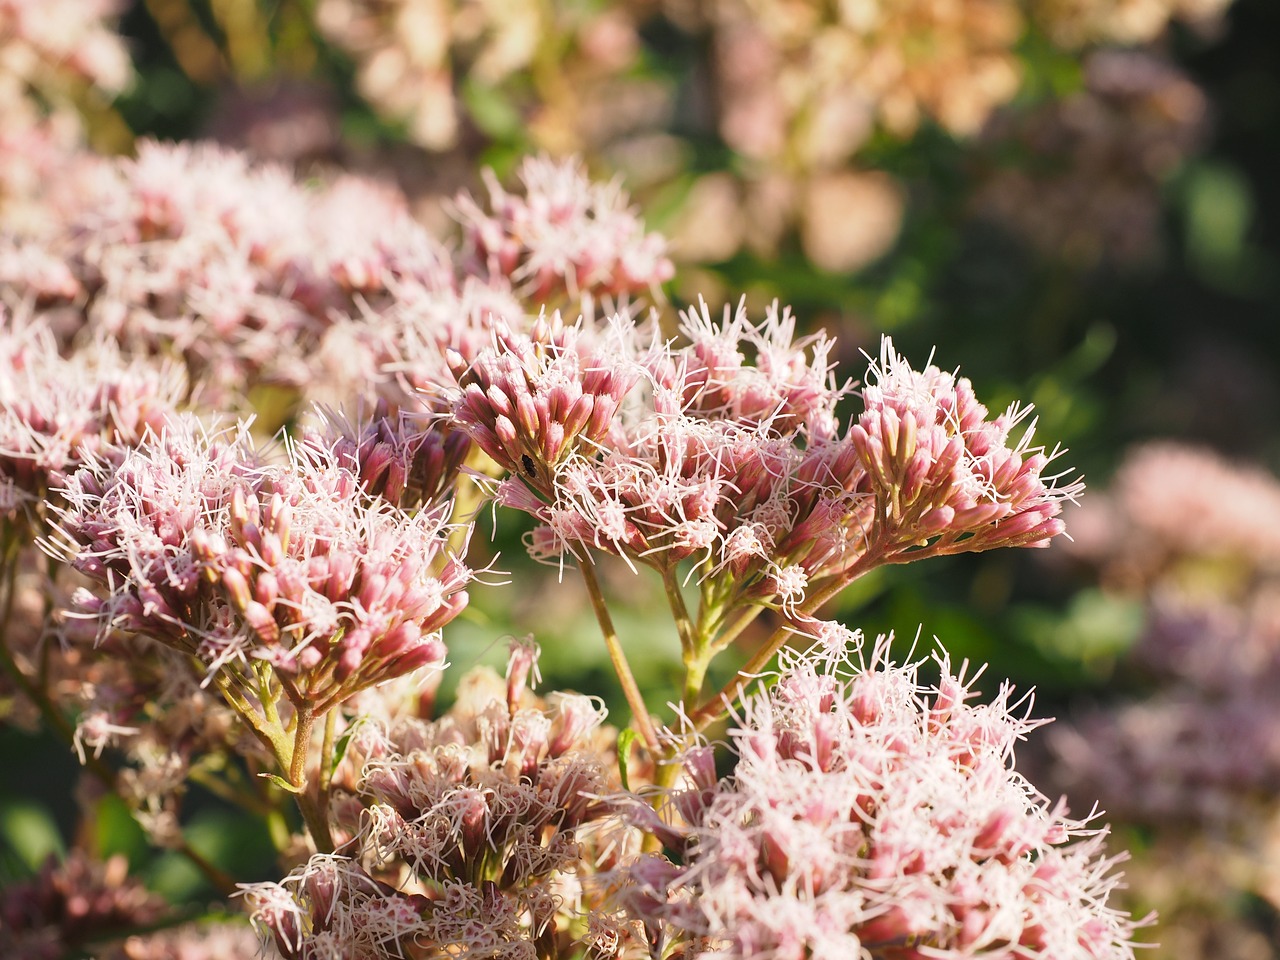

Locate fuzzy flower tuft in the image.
[455,155,675,306]
[624,637,1144,960]
[848,337,1082,554]
[44,414,470,711]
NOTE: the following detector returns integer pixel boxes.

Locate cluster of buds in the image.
[301,404,470,512]
[461,304,1075,630]
[46,414,472,711]
[244,641,633,959]
[849,337,1081,555]
[450,313,645,495]
[622,639,1142,960]
[454,155,675,306]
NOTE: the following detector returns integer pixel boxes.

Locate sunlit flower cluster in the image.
[461,303,1078,633]
[623,640,1142,960]
[0,134,1136,960]
[46,415,470,709]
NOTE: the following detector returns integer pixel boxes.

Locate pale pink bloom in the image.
[454,155,675,307]
[628,638,1143,960]
[0,317,185,516]
[45,414,470,710]
[493,319,1071,615]
[308,173,455,303]
[848,337,1082,554]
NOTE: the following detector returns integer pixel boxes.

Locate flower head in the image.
[455,155,675,307]
[45,414,470,710]
[849,337,1082,554]
[626,637,1143,960]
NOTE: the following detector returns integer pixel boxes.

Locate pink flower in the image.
[454,155,675,306]
[628,638,1144,960]
[45,414,471,710]
[848,337,1082,554]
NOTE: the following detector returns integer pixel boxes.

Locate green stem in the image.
[708,601,766,654]
[212,672,290,765]
[578,560,659,754]
[289,702,334,854]
[689,548,887,730]
[318,708,336,794]
[681,647,712,721]
[661,566,697,660]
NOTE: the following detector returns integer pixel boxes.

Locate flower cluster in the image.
[0,142,675,423]
[625,640,1142,960]
[455,155,675,306]
[46,415,470,710]
[244,641,634,959]
[1069,441,1280,579]
[850,337,1082,554]
[0,133,1141,960]
[461,304,1077,637]
[300,405,471,512]
[0,318,185,524]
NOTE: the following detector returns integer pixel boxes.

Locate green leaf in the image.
[617,729,638,793]
[331,728,354,777]
[258,773,302,794]
[0,799,63,871]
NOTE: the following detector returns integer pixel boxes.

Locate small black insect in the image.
[521,454,537,479]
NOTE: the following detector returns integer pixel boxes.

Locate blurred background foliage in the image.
[3,0,1280,954]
